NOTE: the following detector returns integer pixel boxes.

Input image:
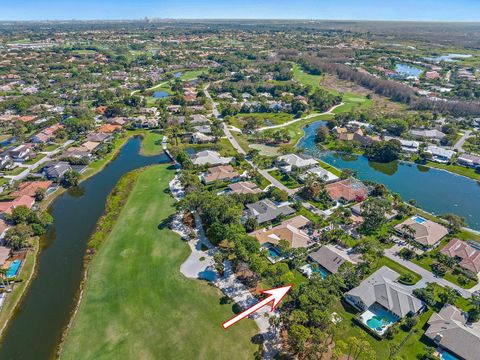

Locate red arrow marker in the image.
[222,285,292,329]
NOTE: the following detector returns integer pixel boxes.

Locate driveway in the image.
[385,244,472,298]
[453,130,472,153]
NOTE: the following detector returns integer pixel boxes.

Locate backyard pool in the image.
[300,264,329,279]
[153,91,170,98]
[6,259,22,278]
[268,246,281,258]
[440,350,459,360]
[413,216,426,224]
[361,304,399,335]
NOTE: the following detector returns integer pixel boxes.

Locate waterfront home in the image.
[201,165,240,184]
[245,199,295,224]
[300,166,339,183]
[9,144,35,162]
[441,238,480,275]
[384,136,419,154]
[325,178,368,203]
[338,128,380,147]
[308,245,355,275]
[11,180,53,198]
[426,145,455,163]
[193,125,212,134]
[345,266,424,336]
[191,150,233,166]
[425,304,480,360]
[394,215,449,248]
[250,215,312,249]
[457,153,480,168]
[276,153,318,173]
[228,181,262,195]
[43,161,72,180]
[351,202,398,220]
[410,129,446,141]
[0,195,35,215]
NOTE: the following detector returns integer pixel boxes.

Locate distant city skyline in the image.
[1,0,480,21]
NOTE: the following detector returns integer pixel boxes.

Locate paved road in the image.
[256,102,344,132]
[453,130,472,153]
[5,140,74,181]
[385,244,472,298]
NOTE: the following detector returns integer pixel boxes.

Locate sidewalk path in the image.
[453,130,472,153]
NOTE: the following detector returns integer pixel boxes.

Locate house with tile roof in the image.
[325,178,368,203]
[228,181,262,195]
[250,215,312,249]
[201,165,240,184]
[394,216,449,247]
[441,238,480,274]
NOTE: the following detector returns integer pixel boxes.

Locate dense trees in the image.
[364,140,402,163]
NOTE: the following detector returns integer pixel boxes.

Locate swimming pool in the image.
[6,259,22,278]
[441,350,459,360]
[414,216,426,224]
[360,304,399,335]
[311,265,329,279]
[268,247,281,258]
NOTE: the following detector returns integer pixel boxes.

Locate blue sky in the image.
[1,0,480,21]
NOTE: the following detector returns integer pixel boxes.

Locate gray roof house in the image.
[277,153,318,173]
[245,199,295,224]
[345,266,424,319]
[457,153,480,168]
[308,245,354,274]
[43,161,72,180]
[410,129,446,140]
[425,304,480,360]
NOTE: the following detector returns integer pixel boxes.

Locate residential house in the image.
[457,153,480,168]
[325,178,368,203]
[86,132,111,143]
[245,199,295,224]
[385,136,419,154]
[0,154,15,170]
[345,266,424,318]
[277,153,318,173]
[32,124,63,143]
[426,145,455,163]
[9,144,35,162]
[43,161,72,180]
[394,216,449,247]
[351,202,398,220]
[191,150,233,166]
[191,132,215,144]
[250,215,312,248]
[11,180,53,197]
[300,166,339,183]
[202,165,240,184]
[308,245,355,274]
[441,238,480,275]
[338,128,380,147]
[193,125,212,134]
[410,129,446,141]
[425,304,480,360]
[228,181,262,195]
[98,124,122,133]
[0,195,35,215]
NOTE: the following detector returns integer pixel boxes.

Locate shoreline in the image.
[0,131,165,345]
[56,167,143,358]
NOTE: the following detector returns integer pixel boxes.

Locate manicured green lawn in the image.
[61,165,258,360]
[370,257,422,285]
[231,112,294,129]
[269,170,301,189]
[424,160,480,182]
[292,64,323,91]
[139,130,164,156]
[317,159,342,176]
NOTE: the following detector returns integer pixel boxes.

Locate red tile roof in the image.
[11,181,53,197]
[441,238,480,274]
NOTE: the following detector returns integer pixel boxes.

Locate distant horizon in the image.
[1,0,480,22]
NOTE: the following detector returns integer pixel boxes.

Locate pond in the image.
[298,121,480,230]
[0,137,170,359]
[153,90,170,99]
[394,63,424,79]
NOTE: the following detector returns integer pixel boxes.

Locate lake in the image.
[0,137,170,359]
[298,121,480,230]
[153,90,170,98]
[395,63,424,79]
[424,53,473,63]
